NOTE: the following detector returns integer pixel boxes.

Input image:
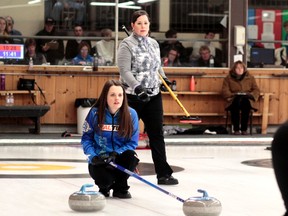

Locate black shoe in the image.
[99,188,110,197]
[112,190,132,199]
[158,175,179,185]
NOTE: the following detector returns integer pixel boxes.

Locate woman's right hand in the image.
[91,156,106,166]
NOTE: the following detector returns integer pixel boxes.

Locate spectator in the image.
[65,24,91,61]
[0,17,13,44]
[52,0,85,25]
[5,16,24,44]
[271,121,288,216]
[221,60,260,135]
[24,38,47,65]
[35,17,64,65]
[94,28,115,65]
[81,79,139,199]
[191,31,218,61]
[283,20,288,58]
[160,29,186,63]
[161,47,182,67]
[72,41,93,65]
[193,45,221,67]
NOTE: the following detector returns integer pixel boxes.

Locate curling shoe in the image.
[158,175,179,185]
[99,188,110,197]
[112,190,132,199]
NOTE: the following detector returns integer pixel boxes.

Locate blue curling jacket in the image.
[81,107,139,164]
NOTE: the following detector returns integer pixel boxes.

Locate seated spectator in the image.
[24,38,47,65]
[160,29,186,63]
[161,47,182,67]
[72,41,93,65]
[5,16,24,44]
[52,0,85,25]
[192,45,221,67]
[35,17,64,65]
[221,60,260,135]
[0,17,13,44]
[65,24,92,61]
[94,28,115,65]
[191,31,218,61]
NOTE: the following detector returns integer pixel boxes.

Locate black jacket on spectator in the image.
[35,28,64,65]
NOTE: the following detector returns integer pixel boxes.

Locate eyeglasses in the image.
[81,49,88,52]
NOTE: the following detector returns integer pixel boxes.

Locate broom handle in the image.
[158,74,190,117]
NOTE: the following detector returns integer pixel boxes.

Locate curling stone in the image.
[182,189,222,216]
[68,183,106,212]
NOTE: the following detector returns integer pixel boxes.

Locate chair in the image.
[225,107,257,135]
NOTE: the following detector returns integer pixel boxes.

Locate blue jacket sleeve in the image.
[116,107,139,154]
[81,108,98,163]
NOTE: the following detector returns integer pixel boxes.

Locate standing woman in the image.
[117,10,178,185]
[221,60,260,135]
[81,80,140,199]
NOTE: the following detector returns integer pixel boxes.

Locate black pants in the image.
[272,121,288,216]
[127,93,173,178]
[88,150,139,192]
[228,96,251,131]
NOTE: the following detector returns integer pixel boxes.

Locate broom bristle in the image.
[179,116,202,124]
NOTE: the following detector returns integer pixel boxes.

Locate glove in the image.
[104,151,118,164]
[163,77,172,86]
[135,85,150,102]
[91,156,106,166]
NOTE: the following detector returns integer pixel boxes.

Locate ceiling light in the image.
[90,1,141,9]
[28,0,41,4]
[137,0,157,3]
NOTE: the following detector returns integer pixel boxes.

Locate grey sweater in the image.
[117,33,167,96]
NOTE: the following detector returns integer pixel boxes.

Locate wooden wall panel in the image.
[0,66,287,128]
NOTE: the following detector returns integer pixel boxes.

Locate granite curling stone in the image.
[69,183,106,212]
[182,189,222,216]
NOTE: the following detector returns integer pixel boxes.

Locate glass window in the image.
[248,0,288,68]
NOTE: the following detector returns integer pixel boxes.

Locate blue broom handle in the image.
[109,162,185,203]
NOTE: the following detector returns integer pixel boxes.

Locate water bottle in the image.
[0,74,5,90]
[93,54,98,72]
[171,80,177,91]
[5,93,11,106]
[29,57,33,70]
[10,93,14,105]
[209,56,214,67]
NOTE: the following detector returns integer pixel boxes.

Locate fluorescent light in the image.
[137,0,157,3]
[90,2,115,6]
[90,1,141,9]
[119,5,141,9]
[28,0,41,4]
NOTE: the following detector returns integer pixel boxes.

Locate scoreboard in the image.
[0,44,24,59]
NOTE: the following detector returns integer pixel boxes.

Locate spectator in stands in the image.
[94,28,115,65]
[5,16,24,44]
[283,21,288,58]
[0,17,13,44]
[161,47,182,67]
[52,0,85,25]
[35,17,64,65]
[192,45,221,67]
[160,29,186,63]
[72,41,93,65]
[272,121,288,216]
[24,38,47,65]
[221,60,260,135]
[191,31,218,61]
[65,24,91,61]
